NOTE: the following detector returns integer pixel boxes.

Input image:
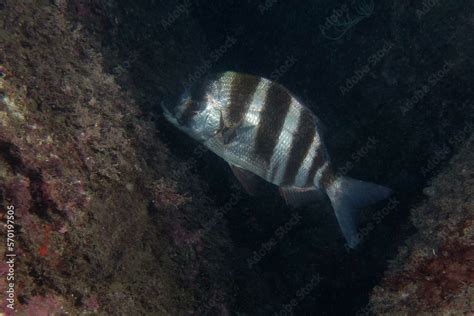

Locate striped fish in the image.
[162,71,391,248]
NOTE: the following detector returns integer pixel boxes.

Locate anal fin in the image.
[279,187,324,208]
[229,164,261,196]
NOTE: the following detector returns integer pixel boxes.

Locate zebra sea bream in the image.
[162,71,392,248]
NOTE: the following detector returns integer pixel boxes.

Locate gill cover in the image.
[161,88,221,143]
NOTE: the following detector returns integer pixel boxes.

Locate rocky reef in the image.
[0,1,232,314]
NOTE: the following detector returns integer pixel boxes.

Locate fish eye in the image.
[177,100,203,125]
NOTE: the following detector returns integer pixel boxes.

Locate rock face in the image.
[0,1,233,314]
[369,135,474,314]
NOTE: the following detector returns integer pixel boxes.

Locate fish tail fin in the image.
[325,176,392,248]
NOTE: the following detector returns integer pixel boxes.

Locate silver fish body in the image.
[204,72,331,190]
[163,71,392,248]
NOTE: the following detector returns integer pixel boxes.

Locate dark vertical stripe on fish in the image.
[306,147,325,186]
[228,74,260,126]
[182,75,217,126]
[254,82,292,165]
[320,164,336,189]
[282,109,316,185]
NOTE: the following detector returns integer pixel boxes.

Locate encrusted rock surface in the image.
[0,1,232,314]
[369,135,474,314]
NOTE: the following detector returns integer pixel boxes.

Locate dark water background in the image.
[105,0,474,314]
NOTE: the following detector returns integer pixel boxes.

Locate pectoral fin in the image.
[229,164,261,195]
[222,125,254,145]
[279,187,324,208]
[222,126,238,145]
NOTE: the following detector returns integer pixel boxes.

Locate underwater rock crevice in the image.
[0,142,43,218]
[0,139,67,221]
[0,141,23,174]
